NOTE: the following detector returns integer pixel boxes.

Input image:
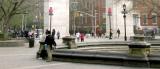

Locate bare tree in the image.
[0,0,39,38]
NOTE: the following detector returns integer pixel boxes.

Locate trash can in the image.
[29,37,34,48]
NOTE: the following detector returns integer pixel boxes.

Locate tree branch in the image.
[0,0,6,16]
[9,0,26,16]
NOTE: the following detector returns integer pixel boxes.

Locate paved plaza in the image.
[0,37,159,69]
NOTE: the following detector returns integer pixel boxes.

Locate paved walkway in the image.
[34,37,125,48]
[34,35,160,48]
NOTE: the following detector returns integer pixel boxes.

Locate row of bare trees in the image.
[0,0,43,39]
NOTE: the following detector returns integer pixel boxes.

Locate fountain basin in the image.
[37,39,160,68]
[52,43,160,68]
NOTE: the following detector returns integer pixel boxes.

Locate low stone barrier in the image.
[130,36,153,41]
[0,40,25,47]
[37,37,160,68]
[52,49,160,68]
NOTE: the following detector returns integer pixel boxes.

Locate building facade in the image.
[132,0,160,34]
[69,0,106,35]
[43,0,137,38]
[106,0,134,38]
[44,0,70,37]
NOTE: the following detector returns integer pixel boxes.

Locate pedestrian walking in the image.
[80,33,84,42]
[52,29,56,39]
[109,29,113,39]
[117,28,120,38]
[57,31,60,39]
[76,32,80,41]
[151,30,155,39]
[91,32,94,37]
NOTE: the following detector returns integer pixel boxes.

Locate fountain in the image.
[36,35,160,68]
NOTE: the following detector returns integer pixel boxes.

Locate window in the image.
[133,14,139,26]
[133,1,138,9]
[143,15,147,25]
[152,15,157,24]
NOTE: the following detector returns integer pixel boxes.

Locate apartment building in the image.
[69,0,106,35]
[132,0,160,34]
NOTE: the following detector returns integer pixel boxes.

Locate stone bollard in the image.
[62,36,76,49]
[128,35,151,57]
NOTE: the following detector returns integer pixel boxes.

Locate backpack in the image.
[40,49,48,60]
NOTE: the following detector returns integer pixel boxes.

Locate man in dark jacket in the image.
[45,31,56,50]
[41,30,56,62]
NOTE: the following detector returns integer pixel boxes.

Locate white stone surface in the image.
[106,0,134,38]
[44,0,70,38]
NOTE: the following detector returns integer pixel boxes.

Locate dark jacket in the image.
[45,34,56,46]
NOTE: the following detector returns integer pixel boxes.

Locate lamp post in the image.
[108,8,112,39]
[122,4,127,41]
[80,13,83,25]
[71,2,79,35]
[94,10,97,36]
[49,7,53,33]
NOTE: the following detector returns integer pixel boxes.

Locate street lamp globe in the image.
[123,4,126,10]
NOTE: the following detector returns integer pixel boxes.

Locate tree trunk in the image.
[0,16,11,40]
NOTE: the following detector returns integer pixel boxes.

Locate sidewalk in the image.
[34,37,123,47]
[51,37,126,48]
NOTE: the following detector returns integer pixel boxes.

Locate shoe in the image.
[36,53,40,59]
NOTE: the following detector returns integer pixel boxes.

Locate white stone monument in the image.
[44,0,70,38]
[106,0,134,39]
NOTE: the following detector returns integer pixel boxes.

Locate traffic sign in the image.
[49,7,53,15]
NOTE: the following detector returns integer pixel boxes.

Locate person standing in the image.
[117,28,120,38]
[28,31,34,48]
[44,31,56,62]
[37,30,48,59]
[45,31,57,50]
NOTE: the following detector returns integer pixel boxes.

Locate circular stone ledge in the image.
[0,40,25,47]
[52,49,160,68]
